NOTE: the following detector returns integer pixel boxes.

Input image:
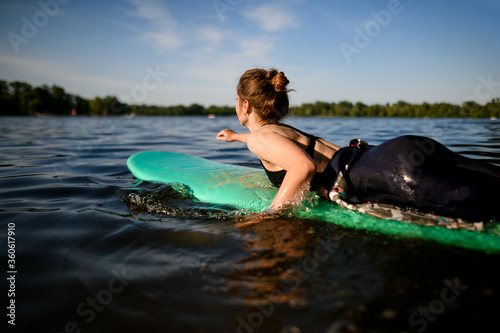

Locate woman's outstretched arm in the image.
[216,129,250,143]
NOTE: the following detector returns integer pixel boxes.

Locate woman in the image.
[216,68,500,222]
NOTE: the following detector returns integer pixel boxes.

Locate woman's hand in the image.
[216,129,237,142]
[216,129,250,143]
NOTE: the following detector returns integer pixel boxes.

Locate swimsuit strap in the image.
[261,123,317,158]
[259,123,323,187]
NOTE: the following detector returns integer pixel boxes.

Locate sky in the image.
[0,0,499,107]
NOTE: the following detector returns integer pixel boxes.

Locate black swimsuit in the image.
[258,123,336,190]
[258,124,500,221]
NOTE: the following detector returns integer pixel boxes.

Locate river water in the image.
[1,116,500,333]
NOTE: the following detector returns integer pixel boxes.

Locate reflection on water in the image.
[230,216,330,307]
[2,116,500,333]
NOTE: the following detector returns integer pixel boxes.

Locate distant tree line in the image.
[0,80,130,116]
[0,80,232,117]
[290,100,500,118]
[1,80,499,118]
[129,103,235,116]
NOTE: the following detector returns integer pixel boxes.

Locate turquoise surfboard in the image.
[127,151,276,210]
[127,151,500,254]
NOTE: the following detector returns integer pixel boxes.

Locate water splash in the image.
[122,182,250,218]
[122,180,322,222]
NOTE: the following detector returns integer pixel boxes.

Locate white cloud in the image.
[244,4,299,32]
[142,31,182,52]
[179,22,275,84]
[182,31,275,82]
[195,26,226,53]
[125,0,182,52]
[192,26,274,59]
[238,38,274,57]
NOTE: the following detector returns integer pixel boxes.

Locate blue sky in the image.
[1,0,499,107]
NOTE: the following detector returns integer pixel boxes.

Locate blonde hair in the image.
[237,68,291,121]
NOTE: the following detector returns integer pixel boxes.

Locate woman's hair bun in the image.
[266,69,289,92]
[237,67,292,121]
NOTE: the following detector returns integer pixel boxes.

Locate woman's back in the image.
[257,123,338,174]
